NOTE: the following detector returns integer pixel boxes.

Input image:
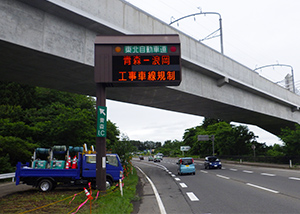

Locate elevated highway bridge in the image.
[1,0,300,135]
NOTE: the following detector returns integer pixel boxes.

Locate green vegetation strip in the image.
[0,169,139,214]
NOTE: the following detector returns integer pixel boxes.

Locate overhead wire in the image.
[126,0,298,91]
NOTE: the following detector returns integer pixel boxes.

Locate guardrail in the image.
[0,172,15,182]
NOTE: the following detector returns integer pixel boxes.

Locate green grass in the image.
[0,168,139,214]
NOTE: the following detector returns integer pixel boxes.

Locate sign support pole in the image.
[96,83,106,191]
[94,34,181,192]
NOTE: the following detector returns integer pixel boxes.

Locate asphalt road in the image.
[0,182,34,198]
[133,157,300,214]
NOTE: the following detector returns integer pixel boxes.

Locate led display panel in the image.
[95,35,181,87]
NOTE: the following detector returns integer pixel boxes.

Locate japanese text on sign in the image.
[97,106,107,137]
[112,55,180,83]
[118,71,176,82]
[124,45,167,54]
[123,55,170,65]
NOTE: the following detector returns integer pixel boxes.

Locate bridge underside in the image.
[0,40,294,136]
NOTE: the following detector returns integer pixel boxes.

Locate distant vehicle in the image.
[155,154,163,161]
[139,156,144,160]
[148,156,154,161]
[177,157,195,175]
[204,156,222,169]
[153,155,161,162]
[156,153,164,157]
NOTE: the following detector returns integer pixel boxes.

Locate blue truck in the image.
[15,146,123,192]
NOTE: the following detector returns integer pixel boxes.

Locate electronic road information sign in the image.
[95,35,181,87]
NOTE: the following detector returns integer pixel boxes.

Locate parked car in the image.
[204,156,222,169]
[177,157,195,175]
[139,156,144,160]
[153,155,161,162]
[148,156,154,161]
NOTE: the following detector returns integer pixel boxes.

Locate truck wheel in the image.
[106,179,113,189]
[38,179,53,192]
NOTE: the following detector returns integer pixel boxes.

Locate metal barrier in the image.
[0,172,15,182]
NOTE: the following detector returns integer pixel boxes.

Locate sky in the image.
[106,0,300,146]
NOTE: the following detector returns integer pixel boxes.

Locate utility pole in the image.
[254,64,295,93]
[170,10,224,54]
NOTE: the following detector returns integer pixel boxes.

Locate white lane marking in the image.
[200,170,208,173]
[186,192,199,201]
[171,174,176,177]
[216,174,230,180]
[246,183,279,194]
[261,173,276,177]
[179,183,188,188]
[135,166,167,214]
[230,168,238,171]
[243,170,253,173]
[175,177,181,181]
[289,177,300,181]
[154,163,168,171]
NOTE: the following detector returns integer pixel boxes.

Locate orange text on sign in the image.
[123,55,170,65]
[118,71,176,82]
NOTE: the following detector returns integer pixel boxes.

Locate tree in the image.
[0,136,38,173]
[106,120,120,152]
[111,133,136,165]
[155,140,183,156]
[0,81,36,109]
[229,125,256,156]
[0,82,98,171]
[183,118,260,156]
[183,125,205,155]
[266,144,284,157]
[130,140,145,151]
[202,118,225,129]
[279,124,300,156]
[25,103,96,147]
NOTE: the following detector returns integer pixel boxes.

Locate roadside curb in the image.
[223,160,300,170]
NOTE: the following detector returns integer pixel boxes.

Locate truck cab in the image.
[82,153,123,188]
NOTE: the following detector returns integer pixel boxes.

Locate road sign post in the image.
[198,135,215,155]
[95,83,106,191]
[180,146,191,156]
[197,135,210,141]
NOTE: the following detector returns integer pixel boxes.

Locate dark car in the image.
[204,156,222,169]
[139,156,144,160]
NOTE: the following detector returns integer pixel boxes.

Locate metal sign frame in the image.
[95,34,181,87]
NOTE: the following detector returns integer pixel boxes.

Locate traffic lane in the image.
[160,160,300,213]
[133,160,193,214]
[159,160,259,213]
[206,163,300,199]
[197,170,300,213]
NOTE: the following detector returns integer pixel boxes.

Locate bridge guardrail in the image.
[0,172,15,182]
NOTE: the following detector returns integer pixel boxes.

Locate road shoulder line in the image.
[135,166,167,214]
